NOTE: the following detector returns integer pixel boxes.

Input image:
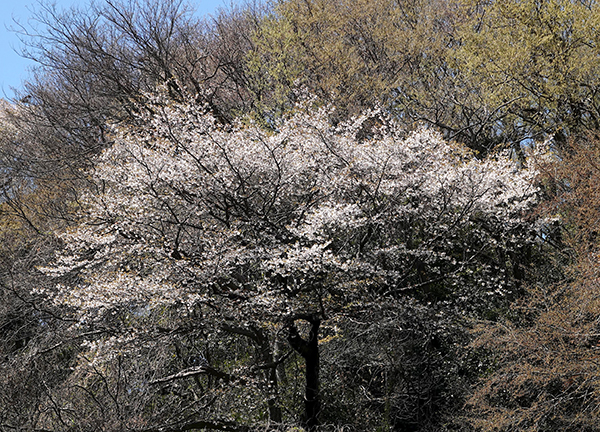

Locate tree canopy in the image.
[36,91,544,429]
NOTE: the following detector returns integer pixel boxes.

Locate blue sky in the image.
[0,0,234,98]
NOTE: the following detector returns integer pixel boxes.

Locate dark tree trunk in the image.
[287,315,321,430]
[256,330,283,423]
[223,325,282,423]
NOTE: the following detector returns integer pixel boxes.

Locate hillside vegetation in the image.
[1,0,599,431]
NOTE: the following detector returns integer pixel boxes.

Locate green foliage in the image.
[457,0,600,146]
[247,0,462,123]
[247,0,600,154]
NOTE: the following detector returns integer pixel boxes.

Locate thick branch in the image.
[286,314,320,359]
[222,323,261,343]
[141,419,246,432]
[149,366,233,385]
[256,350,292,370]
[285,314,321,429]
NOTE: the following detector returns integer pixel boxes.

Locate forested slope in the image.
[0,0,598,431]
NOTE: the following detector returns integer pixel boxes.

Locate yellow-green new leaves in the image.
[248,0,600,153]
[457,0,600,142]
[247,0,458,120]
[246,0,538,153]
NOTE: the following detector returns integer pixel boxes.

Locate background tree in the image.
[456,0,600,150]
[246,0,525,153]
[462,134,600,431]
[247,0,467,130]
[0,101,85,432]
[5,0,261,222]
[247,0,600,155]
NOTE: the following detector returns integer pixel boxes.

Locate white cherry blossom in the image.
[41,93,545,427]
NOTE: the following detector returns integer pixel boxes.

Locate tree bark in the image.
[255,328,283,423]
[223,324,283,423]
[287,315,321,430]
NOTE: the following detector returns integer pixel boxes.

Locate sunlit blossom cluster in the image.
[44,96,543,320]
